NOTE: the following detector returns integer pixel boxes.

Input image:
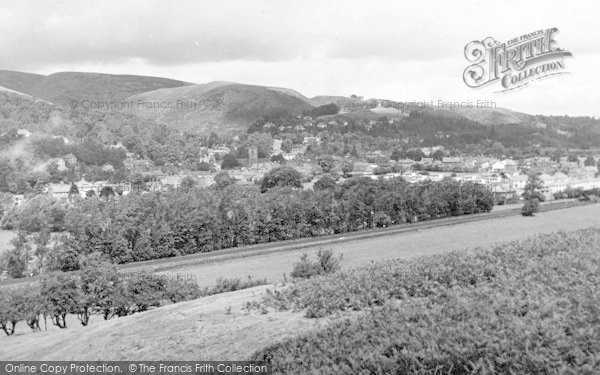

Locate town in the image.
[24,135,600,205]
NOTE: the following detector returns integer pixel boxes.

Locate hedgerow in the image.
[254,228,600,373]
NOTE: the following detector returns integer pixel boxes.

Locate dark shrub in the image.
[291,248,342,279]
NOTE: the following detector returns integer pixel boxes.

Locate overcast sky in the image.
[0,0,598,116]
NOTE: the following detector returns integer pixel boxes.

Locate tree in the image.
[567,154,579,163]
[77,254,122,324]
[221,153,240,170]
[341,160,354,177]
[86,189,96,198]
[270,154,286,164]
[550,149,563,163]
[126,272,166,313]
[213,171,237,190]
[521,174,544,217]
[179,176,197,192]
[33,228,51,275]
[2,232,31,278]
[406,149,424,161]
[432,149,445,161]
[41,273,80,328]
[281,138,293,153]
[69,183,79,196]
[522,174,545,201]
[207,132,219,148]
[0,288,22,335]
[584,155,596,167]
[521,198,539,216]
[99,186,115,200]
[373,211,392,227]
[313,175,337,191]
[317,155,335,173]
[260,166,302,193]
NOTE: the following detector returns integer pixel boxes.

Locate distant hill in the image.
[127,82,314,134]
[452,107,534,126]
[0,69,599,149]
[0,70,190,106]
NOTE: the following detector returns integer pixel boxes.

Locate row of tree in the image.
[0,173,493,273]
[0,255,201,335]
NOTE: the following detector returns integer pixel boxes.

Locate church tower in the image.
[248,144,258,167]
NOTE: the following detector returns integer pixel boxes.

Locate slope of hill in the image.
[0,70,190,106]
[0,71,46,94]
[309,95,370,111]
[453,107,533,126]
[0,285,320,361]
[1,69,599,148]
[127,82,314,134]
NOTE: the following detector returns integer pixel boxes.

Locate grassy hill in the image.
[1,69,599,148]
[453,107,534,126]
[127,82,314,134]
[3,223,600,372]
[0,70,190,106]
[0,285,318,361]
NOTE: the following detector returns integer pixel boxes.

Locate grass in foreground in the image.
[253,228,600,374]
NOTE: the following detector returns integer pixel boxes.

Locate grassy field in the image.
[159,203,600,285]
[2,204,600,365]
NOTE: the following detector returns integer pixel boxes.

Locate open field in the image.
[161,203,600,286]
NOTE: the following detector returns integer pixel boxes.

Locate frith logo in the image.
[463,28,572,92]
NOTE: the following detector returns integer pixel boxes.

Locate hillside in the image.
[127,82,314,134]
[0,70,190,106]
[0,69,599,149]
[3,209,600,365]
[0,285,320,360]
[453,107,534,126]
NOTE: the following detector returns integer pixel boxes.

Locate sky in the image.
[0,0,598,116]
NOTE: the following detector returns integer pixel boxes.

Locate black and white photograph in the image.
[1,0,600,373]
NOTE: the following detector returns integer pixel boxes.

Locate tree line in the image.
[0,255,203,336]
[1,173,494,275]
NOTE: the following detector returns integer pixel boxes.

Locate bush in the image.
[164,278,202,303]
[291,248,342,279]
[373,211,392,227]
[202,276,267,296]
[521,198,539,216]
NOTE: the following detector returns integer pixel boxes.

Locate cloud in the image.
[0,0,598,116]
[2,0,597,68]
